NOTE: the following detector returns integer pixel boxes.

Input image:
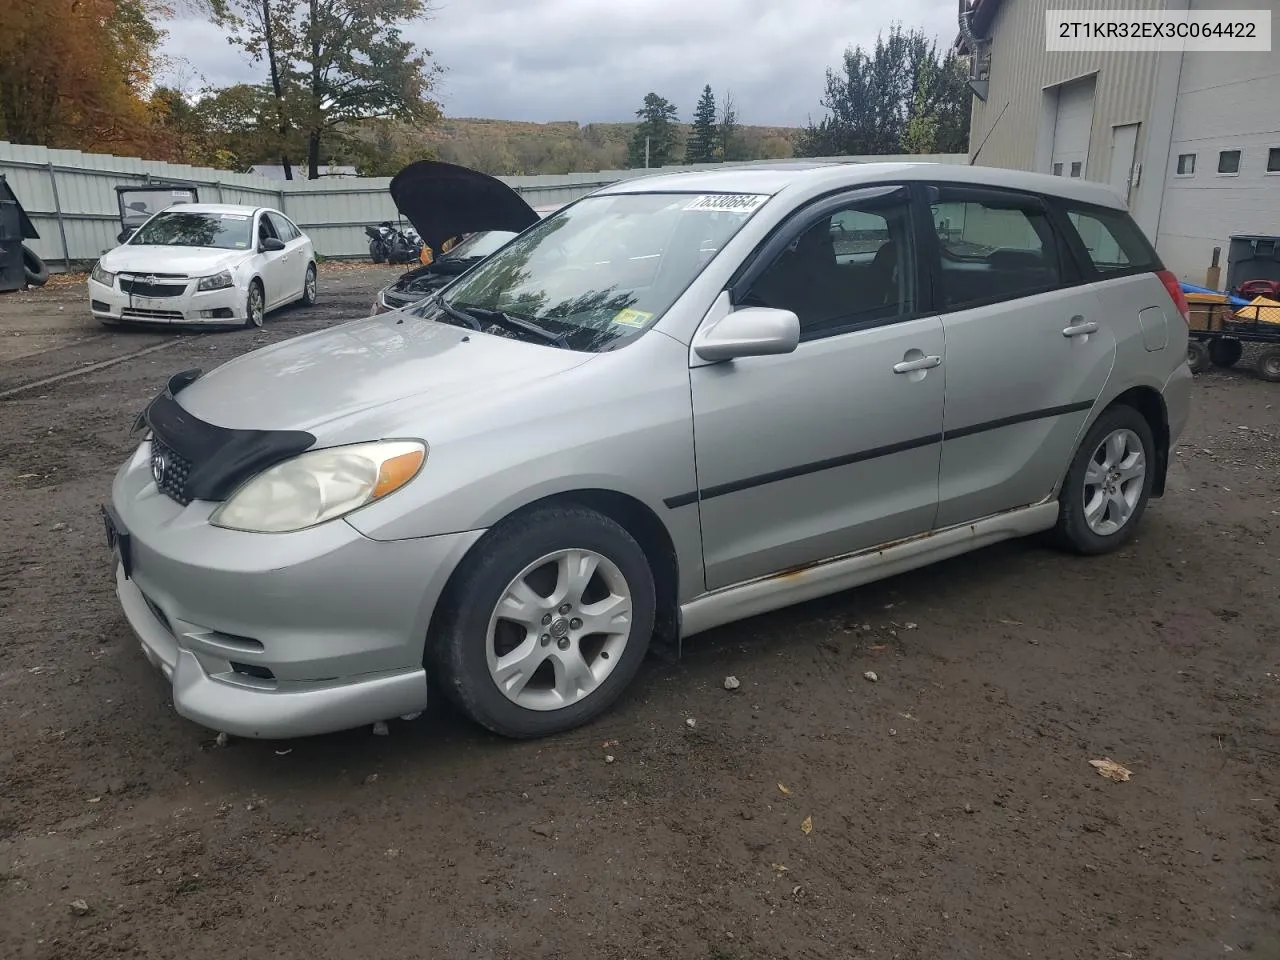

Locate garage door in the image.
[1051,76,1096,178]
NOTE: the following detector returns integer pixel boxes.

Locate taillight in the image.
[1156,269,1190,324]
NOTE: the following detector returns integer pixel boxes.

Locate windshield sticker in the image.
[684,194,769,214]
[233,241,247,247]
[173,190,192,198]
[612,308,653,328]
[220,214,250,221]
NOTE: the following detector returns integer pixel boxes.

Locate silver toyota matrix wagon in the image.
[104,161,1193,740]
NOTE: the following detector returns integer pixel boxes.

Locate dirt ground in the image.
[1,266,1277,960]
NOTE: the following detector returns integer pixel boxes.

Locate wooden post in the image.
[1205,246,1222,291]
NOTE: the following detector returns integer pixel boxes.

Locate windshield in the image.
[434,192,769,351]
[443,230,516,261]
[128,211,253,250]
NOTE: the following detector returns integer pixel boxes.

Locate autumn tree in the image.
[716,90,747,161]
[0,0,168,152]
[627,93,679,168]
[684,85,718,164]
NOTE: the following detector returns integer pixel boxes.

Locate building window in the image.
[1176,153,1196,176]
[1268,148,1280,173]
[1218,150,1241,175]
[1070,162,1082,178]
[1052,162,1063,176]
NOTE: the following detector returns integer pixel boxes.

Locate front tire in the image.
[299,262,317,306]
[429,505,656,739]
[244,279,265,328]
[1051,404,1155,556]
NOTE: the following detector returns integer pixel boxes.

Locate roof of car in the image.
[155,202,268,216]
[598,161,1128,210]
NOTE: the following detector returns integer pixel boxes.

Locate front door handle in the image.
[1063,318,1098,337]
[893,355,942,374]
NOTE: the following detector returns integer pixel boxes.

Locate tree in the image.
[684,85,718,164]
[210,0,442,179]
[795,23,970,158]
[716,90,747,162]
[0,0,168,152]
[210,0,299,177]
[627,93,679,168]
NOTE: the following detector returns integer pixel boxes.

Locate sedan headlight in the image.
[209,440,427,533]
[90,262,114,286]
[197,270,234,292]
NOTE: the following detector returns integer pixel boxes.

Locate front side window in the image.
[930,191,1064,309]
[438,192,769,352]
[267,212,296,242]
[1065,206,1158,275]
[128,211,253,250]
[742,189,916,338]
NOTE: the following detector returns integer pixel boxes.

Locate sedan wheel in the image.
[301,263,318,306]
[1051,404,1155,555]
[430,505,656,738]
[244,280,265,328]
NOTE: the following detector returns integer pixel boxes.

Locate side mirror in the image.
[693,306,800,362]
[117,229,134,244]
[260,237,286,253]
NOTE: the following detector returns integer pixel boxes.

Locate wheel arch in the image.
[1095,385,1170,497]
[424,488,683,665]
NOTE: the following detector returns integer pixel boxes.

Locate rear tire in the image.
[1050,404,1155,556]
[428,505,656,739]
[1187,340,1210,375]
[1208,338,1242,368]
[1258,346,1280,383]
[22,245,48,287]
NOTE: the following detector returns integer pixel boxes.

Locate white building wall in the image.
[1152,2,1280,281]
[966,0,1164,229]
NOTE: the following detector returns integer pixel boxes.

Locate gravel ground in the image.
[1,267,1278,960]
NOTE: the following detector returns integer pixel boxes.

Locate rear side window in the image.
[929,192,1065,310]
[1062,206,1158,276]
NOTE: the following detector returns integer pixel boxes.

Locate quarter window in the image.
[1176,153,1196,176]
[930,193,1064,309]
[1064,206,1158,275]
[742,189,916,339]
[1218,150,1241,174]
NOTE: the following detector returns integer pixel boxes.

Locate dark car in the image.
[371,160,561,314]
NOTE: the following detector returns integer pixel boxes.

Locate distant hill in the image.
[419,117,802,176]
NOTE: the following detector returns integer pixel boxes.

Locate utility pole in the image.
[645,137,650,169]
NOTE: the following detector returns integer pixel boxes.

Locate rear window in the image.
[1062,206,1158,275]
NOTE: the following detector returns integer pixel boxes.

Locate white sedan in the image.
[88,203,317,328]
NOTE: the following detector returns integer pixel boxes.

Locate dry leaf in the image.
[998,618,1023,626]
[1089,758,1132,782]
[770,862,789,875]
[777,782,792,796]
[869,644,887,652]
[800,815,813,835]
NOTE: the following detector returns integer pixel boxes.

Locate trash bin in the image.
[1225,234,1280,295]
[0,173,41,293]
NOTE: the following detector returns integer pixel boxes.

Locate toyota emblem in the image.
[151,449,168,487]
[144,275,158,285]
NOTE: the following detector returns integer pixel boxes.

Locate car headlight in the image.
[197,270,234,292]
[90,262,114,286]
[208,440,427,533]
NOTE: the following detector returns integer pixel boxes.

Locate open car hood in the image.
[388,160,541,252]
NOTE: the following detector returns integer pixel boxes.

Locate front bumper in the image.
[89,276,246,325]
[109,444,485,738]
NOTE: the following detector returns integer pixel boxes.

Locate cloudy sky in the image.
[160,0,959,127]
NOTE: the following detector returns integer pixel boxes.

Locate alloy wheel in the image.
[1082,428,1146,536]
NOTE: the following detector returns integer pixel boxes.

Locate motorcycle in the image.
[365,221,422,265]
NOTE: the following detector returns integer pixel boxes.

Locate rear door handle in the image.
[893,355,942,374]
[1063,318,1098,337]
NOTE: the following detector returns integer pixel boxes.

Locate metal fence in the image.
[0,140,968,270]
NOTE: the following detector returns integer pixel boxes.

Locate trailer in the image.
[1185,293,1280,382]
